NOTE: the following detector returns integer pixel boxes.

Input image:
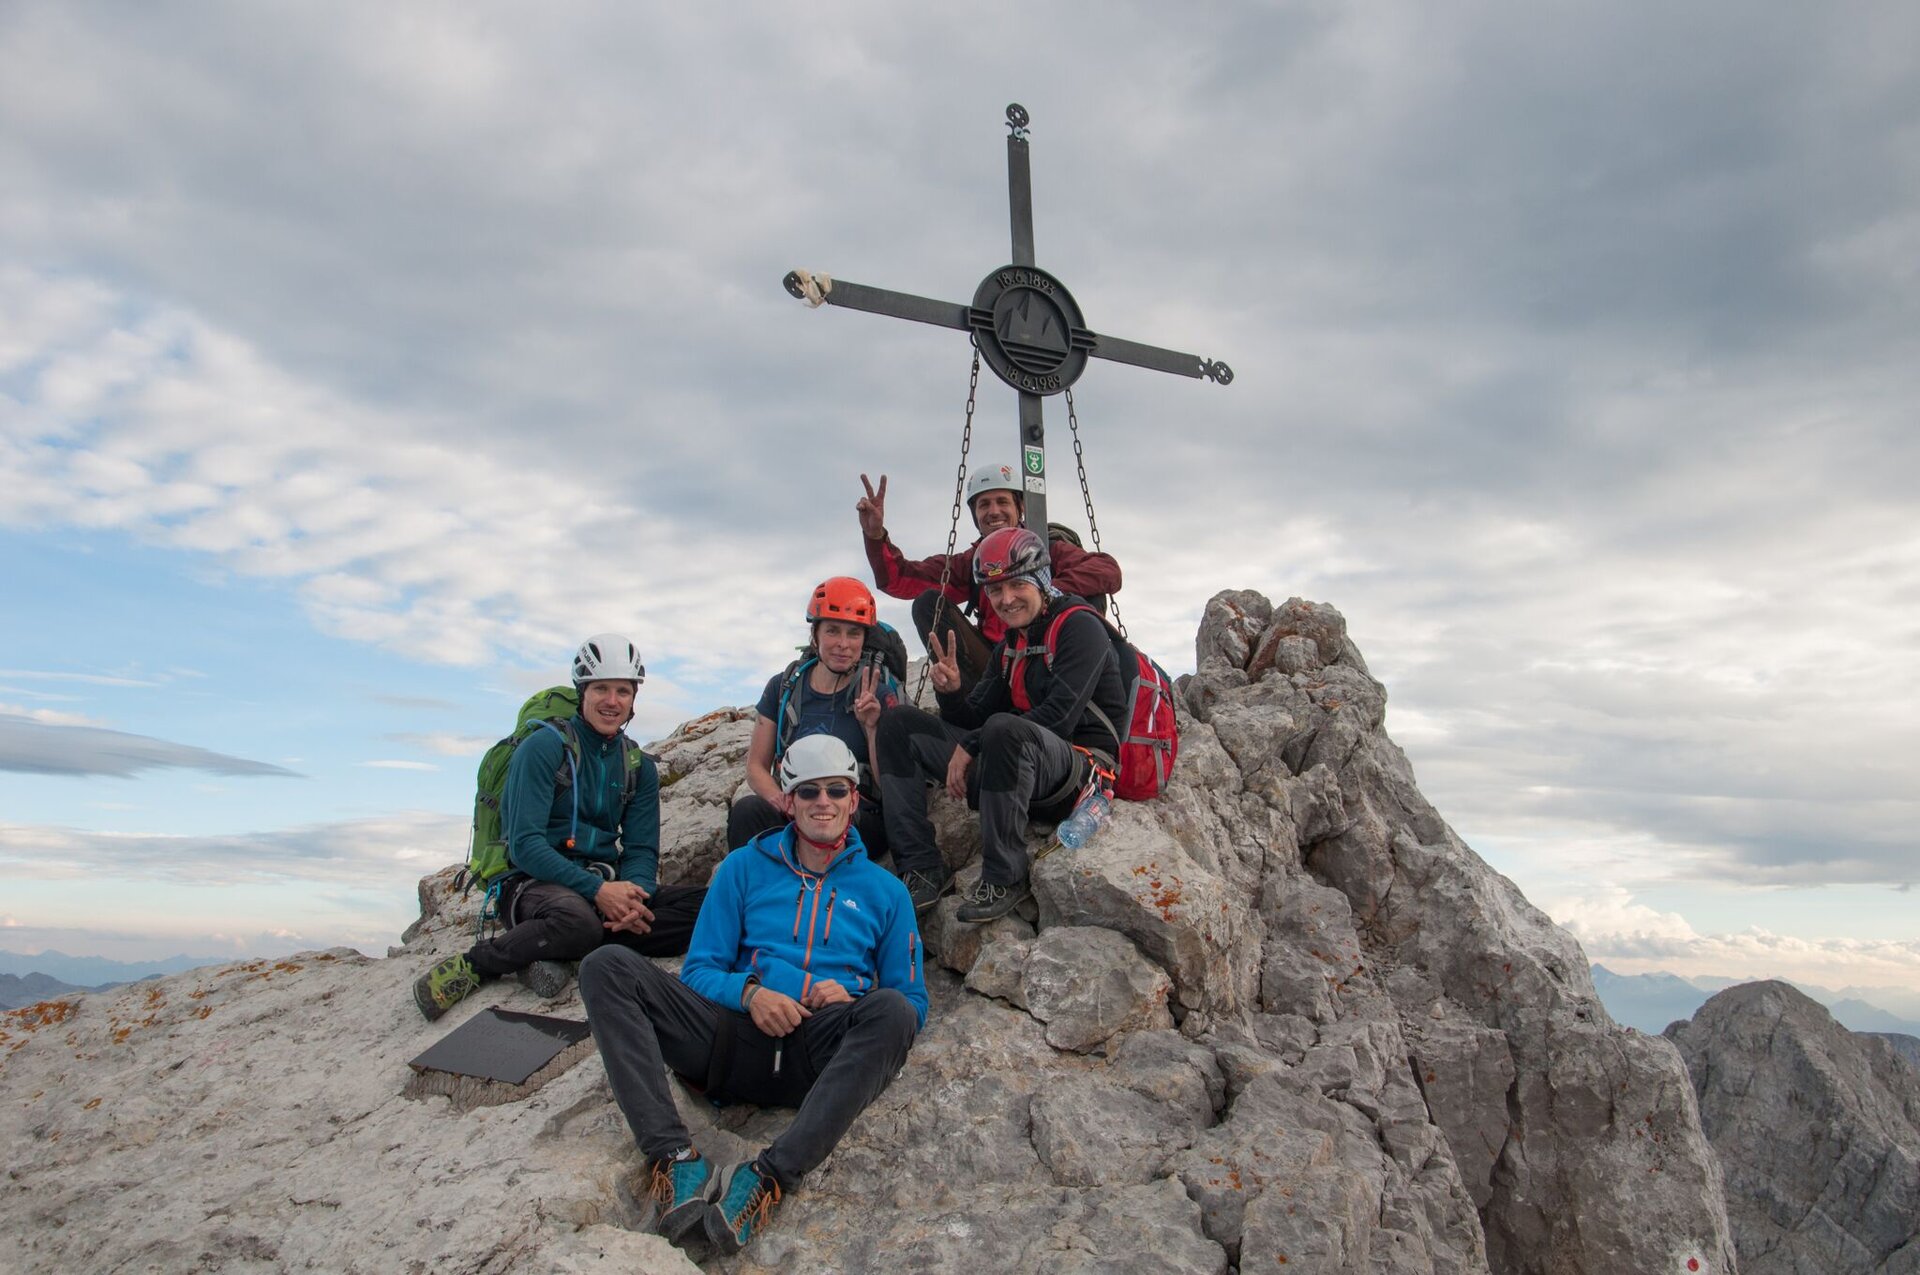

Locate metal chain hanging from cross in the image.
[784,102,1231,534]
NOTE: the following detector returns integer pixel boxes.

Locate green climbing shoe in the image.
[413,952,480,1021]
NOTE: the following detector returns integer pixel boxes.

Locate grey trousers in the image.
[577,945,917,1191]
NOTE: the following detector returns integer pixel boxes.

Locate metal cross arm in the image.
[782,103,1232,530]
[781,270,1234,386]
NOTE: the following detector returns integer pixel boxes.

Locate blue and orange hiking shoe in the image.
[412,952,481,1021]
[642,1150,714,1243]
[704,1158,782,1254]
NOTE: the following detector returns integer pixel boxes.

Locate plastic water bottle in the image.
[1055,787,1113,850]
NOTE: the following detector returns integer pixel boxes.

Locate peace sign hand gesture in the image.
[852,666,884,732]
[927,629,963,694]
[857,473,888,541]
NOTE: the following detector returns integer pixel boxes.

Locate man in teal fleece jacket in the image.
[578,735,923,1256]
[414,633,705,1020]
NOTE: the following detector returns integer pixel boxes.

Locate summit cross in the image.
[783,103,1232,530]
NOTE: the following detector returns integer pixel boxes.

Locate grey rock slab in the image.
[0,951,697,1275]
[1109,1028,1226,1122]
[924,900,1032,977]
[1405,1021,1516,1209]
[1196,589,1274,673]
[962,929,1033,1006]
[736,1179,1227,1274]
[1020,926,1174,1053]
[1032,826,1246,1016]
[650,707,755,887]
[1668,980,1920,1275]
[1031,1071,1202,1186]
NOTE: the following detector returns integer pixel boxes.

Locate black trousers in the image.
[578,947,917,1191]
[466,880,707,977]
[874,704,1084,887]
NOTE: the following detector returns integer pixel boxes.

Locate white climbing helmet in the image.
[965,462,1023,508]
[777,735,860,794]
[571,633,646,686]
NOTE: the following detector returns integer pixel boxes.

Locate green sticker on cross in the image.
[1023,446,1044,475]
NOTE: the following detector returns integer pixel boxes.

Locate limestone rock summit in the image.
[1,591,1738,1273]
[1666,980,1920,1274]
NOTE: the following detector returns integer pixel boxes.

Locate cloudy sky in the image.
[1,3,1914,993]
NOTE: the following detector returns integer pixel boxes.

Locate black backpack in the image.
[1046,523,1108,615]
[773,620,910,764]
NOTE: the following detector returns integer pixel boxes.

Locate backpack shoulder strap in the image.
[774,656,816,755]
[531,719,582,851]
[537,717,585,790]
[1036,604,1099,669]
[1037,604,1126,753]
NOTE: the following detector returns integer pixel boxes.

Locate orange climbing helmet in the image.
[807,576,877,628]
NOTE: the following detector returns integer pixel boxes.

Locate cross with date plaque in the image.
[784,103,1232,531]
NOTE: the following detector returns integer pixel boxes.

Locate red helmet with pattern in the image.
[972,526,1049,586]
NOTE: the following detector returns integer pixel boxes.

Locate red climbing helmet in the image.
[973,526,1048,586]
[806,577,877,628]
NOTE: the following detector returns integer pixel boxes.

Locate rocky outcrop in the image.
[1667,980,1920,1274]
[0,592,1738,1273]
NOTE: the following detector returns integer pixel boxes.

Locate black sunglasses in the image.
[793,782,854,802]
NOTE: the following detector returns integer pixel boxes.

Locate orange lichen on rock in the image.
[4,1001,78,1032]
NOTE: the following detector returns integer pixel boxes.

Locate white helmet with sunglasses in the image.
[777,735,860,794]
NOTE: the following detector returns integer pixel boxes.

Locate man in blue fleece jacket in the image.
[579,735,924,1257]
[414,633,705,1020]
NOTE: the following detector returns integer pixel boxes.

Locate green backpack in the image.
[460,686,648,918]
[465,686,579,893]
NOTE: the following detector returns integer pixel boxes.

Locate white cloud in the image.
[0,668,165,688]
[0,702,99,727]
[358,759,438,771]
[0,267,807,695]
[1551,887,1920,991]
[0,811,465,888]
[388,732,495,758]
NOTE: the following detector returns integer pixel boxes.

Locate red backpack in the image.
[1003,605,1180,801]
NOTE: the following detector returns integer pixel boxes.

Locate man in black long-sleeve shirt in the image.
[874,526,1127,923]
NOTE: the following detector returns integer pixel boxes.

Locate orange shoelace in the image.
[737,1177,782,1234]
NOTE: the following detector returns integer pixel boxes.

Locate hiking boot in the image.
[704,1158,782,1254]
[413,953,480,1021]
[901,868,951,916]
[523,959,571,999]
[641,1150,715,1243]
[955,877,1030,925]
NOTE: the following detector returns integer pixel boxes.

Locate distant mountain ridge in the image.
[0,972,93,1012]
[1592,964,1920,1036]
[0,949,229,988]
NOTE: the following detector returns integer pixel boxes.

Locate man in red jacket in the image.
[856,463,1121,694]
